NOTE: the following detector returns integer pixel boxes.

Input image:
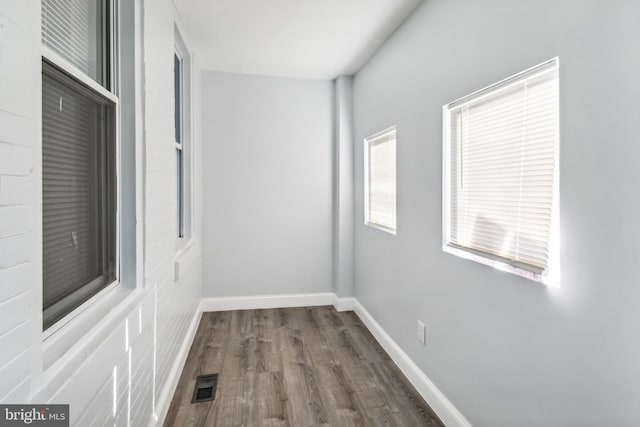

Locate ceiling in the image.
[173,0,423,80]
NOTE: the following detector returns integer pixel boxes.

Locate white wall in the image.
[201,72,333,297]
[0,1,203,426]
[352,0,640,426]
[138,1,203,423]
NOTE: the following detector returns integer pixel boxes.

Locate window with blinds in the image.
[42,0,110,88]
[365,127,397,234]
[443,58,559,283]
[41,0,117,330]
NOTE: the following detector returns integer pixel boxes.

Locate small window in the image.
[443,58,559,284]
[364,127,397,234]
[174,52,185,238]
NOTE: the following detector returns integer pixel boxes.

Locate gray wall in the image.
[202,71,334,297]
[352,0,640,426]
[333,76,355,297]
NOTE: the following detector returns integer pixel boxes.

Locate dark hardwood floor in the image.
[164,306,444,427]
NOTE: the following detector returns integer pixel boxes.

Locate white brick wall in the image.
[0,1,203,426]
[0,0,39,404]
[0,175,34,206]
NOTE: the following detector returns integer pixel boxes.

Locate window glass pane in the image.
[175,51,185,238]
[174,54,182,144]
[42,61,116,329]
[366,129,396,232]
[42,0,109,87]
[177,148,184,237]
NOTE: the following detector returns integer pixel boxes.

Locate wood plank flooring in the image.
[164,306,444,427]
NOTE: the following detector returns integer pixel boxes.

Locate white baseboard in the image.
[333,294,356,312]
[353,301,472,427]
[151,299,203,427]
[200,292,335,312]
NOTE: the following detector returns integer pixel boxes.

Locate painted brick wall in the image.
[141,1,202,415]
[0,1,203,426]
[0,0,41,403]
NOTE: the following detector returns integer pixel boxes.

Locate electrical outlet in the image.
[417,320,426,345]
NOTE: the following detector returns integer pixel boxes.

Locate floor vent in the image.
[192,373,218,403]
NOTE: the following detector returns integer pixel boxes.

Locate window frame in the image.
[364,126,397,235]
[174,49,185,239]
[442,58,560,285]
[41,0,122,337]
[41,60,118,331]
[174,27,192,249]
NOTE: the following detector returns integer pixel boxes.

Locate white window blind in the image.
[365,127,396,233]
[42,0,108,87]
[443,58,559,282]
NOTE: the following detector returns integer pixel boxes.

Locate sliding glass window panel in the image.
[42,61,116,330]
[42,0,110,88]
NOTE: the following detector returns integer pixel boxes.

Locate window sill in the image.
[42,284,143,375]
[365,221,396,235]
[176,236,195,259]
[174,238,198,282]
[442,244,558,287]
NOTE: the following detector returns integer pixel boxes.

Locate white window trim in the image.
[41,285,133,369]
[174,26,193,252]
[28,0,148,399]
[41,47,118,105]
[175,49,185,239]
[40,0,130,351]
[364,126,397,235]
[442,58,560,287]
